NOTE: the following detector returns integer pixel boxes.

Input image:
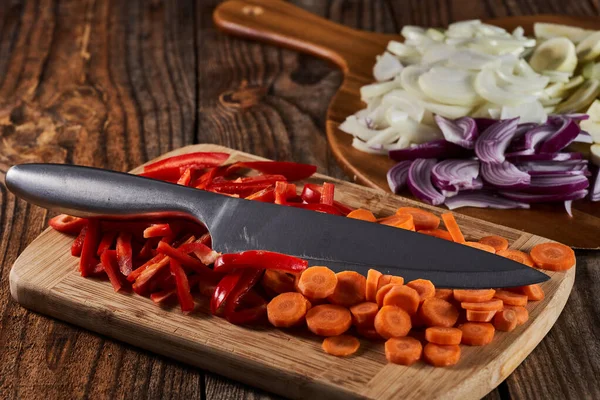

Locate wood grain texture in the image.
[10,144,575,400]
[0,1,599,400]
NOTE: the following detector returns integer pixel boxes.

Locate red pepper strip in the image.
[198,278,218,297]
[96,231,117,256]
[92,262,106,276]
[156,241,216,278]
[288,202,343,215]
[138,237,158,260]
[245,186,275,203]
[199,232,212,248]
[150,287,176,304]
[320,182,335,206]
[223,269,265,324]
[141,152,230,181]
[71,225,87,257]
[226,161,317,181]
[214,251,308,274]
[170,259,195,313]
[286,183,297,199]
[128,236,196,282]
[132,257,170,295]
[177,242,221,265]
[116,232,134,276]
[194,166,227,190]
[274,181,288,205]
[100,249,126,292]
[143,223,173,239]
[146,266,173,294]
[177,167,195,186]
[208,174,287,194]
[49,214,88,235]
[79,220,101,277]
[300,183,322,204]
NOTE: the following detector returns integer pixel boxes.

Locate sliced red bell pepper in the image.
[194,167,219,190]
[300,183,353,215]
[288,202,343,215]
[156,241,216,278]
[274,181,288,205]
[208,174,287,195]
[199,232,212,248]
[245,186,275,202]
[211,271,240,315]
[170,259,195,313]
[143,223,173,239]
[49,214,88,235]
[286,183,297,199]
[100,249,126,292]
[71,225,87,257]
[79,220,101,277]
[146,266,173,294]
[116,232,134,276]
[213,251,308,274]
[132,257,170,295]
[177,167,195,186]
[223,269,264,324]
[198,278,218,297]
[96,231,117,256]
[226,161,317,181]
[150,272,203,304]
[141,152,230,181]
[92,262,106,276]
[225,301,267,325]
[150,287,177,304]
[138,237,158,260]
[320,182,335,206]
[177,242,220,265]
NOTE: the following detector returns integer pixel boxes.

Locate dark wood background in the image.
[0,0,599,399]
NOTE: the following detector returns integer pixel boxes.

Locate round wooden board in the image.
[214,1,600,249]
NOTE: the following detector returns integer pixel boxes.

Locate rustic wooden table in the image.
[0,0,599,399]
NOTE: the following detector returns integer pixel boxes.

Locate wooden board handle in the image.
[213,0,386,74]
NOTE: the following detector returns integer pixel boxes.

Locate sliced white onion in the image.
[421,44,457,65]
[382,89,426,122]
[426,28,445,41]
[387,41,419,58]
[385,108,409,126]
[501,100,547,124]
[373,52,403,82]
[541,70,572,83]
[448,49,498,70]
[419,100,473,119]
[563,75,584,91]
[351,138,388,155]
[401,26,427,41]
[474,68,535,106]
[339,116,381,141]
[497,66,550,91]
[360,76,402,99]
[366,127,400,146]
[419,66,480,106]
[400,65,431,100]
[393,118,442,144]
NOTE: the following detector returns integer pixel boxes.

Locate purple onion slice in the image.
[517,160,590,176]
[574,130,593,144]
[506,152,583,162]
[444,191,530,210]
[387,161,412,194]
[522,175,590,194]
[475,117,520,163]
[539,116,580,153]
[431,159,480,191]
[407,159,445,205]
[434,115,479,149]
[591,168,600,202]
[500,189,589,203]
[481,161,531,189]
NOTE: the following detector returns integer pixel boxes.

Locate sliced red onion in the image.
[389,140,468,161]
[408,159,445,205]
[564,200,573,217]
[539,116,580,153]
[521,175,589,194]
[481,161,531,189]
[574,130,593,144]
[591,168,600,202]
[500,189,588,202]
[434,116,479,149]
[431,159,480,191]
[444,191,530,210]
[517,160,590,176]
[387,161,412,194]
[557,113,589,121]
[473,118,497,132]
[514,123,539,139]
[506,152,583,162]
[475,117,520,163]
[507,124,556,154]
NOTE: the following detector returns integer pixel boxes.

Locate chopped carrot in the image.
[297,266,338,299]
[406,279,436,303]
[305,304,352,336]
[261,269,298,294]
[512,284,545,301]
[441,213,465,243]
[376,283,402,308]
[396,207,440,230]
[383,285,420,315]
[465,310,497,322]
[418,229,453,241]
[494,290,528,307]
[322,335,360,357]
[434,289,454,301]
[349,302,379,327]
[346,209,377,222]
[453,289,496,303]
[374,306,412,339]
[423,343,461,367]
[461,299,503,311]
[389,276,404,285]
[327,271,367,307]
[356,326,384,341]
[459,322,495,346]
[496,249,535,267]
[493,309,518,332]
[385,337,423,366]
[380,214,415,230]
[366,269,383,302]
[530,242,575,271]
[419,298,459,328]
[425,327,462,345]
[478,235,509,252]
[377,274,393,290]
[464,241,496,253]
[504,305,529,325]
[267,292,309,328]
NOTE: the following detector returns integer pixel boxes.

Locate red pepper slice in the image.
[49,214,88,235]
[116,232,134,276]
[170,259,195,313]
[214,251,308,274]
[194,167,220,190]
[132,257,170,295]
[137,239,157,260]
[225,301,267,325]
[320,182,335,206]
[274,181,288,205]
[223,269,264,324]
[71,225,88,257]
[96,231,117,256]
[143,223,173,238]
[288,202,344,215]
[177,167,195,186]
[156,241,216,278]
[150,273,202,304]
[100,249,126,292]
[141,152,230,181]
[79,220,101,277]
[128,236,196,283]
[300,183,353,215]
[199,232,212,248]
[211,271,241,315]
[226,161,317,181]
[245,186,275,202]
[286,183,298,199]
[177,242,220,265]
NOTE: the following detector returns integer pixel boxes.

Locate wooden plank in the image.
[10,144,575,400]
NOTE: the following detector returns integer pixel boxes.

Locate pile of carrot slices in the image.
[47,152,576,368]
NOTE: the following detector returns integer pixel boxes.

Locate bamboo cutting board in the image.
[213,0,600,249]
[10,144,574,400]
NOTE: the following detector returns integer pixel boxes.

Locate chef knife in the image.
[6,163,549,288]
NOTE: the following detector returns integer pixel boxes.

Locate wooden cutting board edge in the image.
[9,144,576,400]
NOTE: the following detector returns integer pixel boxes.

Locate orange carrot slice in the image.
[441,213,465,243]
[512,284,545,301]
[366,269,383,302]
[376,283,402,308]
[478,235,509,252]
[496,249,535,267]
[493,309,518,332]
[389,276,405,285]
[267,292,309,328]
[346,209,377,222]
[418,229,453,241]
[494,290,528,307]
[406,279,436,303]
[306,304,352,337]
[377,274,393,290]
[425,327,462,345]
[460,322,495,346]
[327,271,367,307]
[261,269,298,294]
[504,305,529,325]
[465,310,496,322]
[374,306,412,339]
[461,299,503,311]
[356,325,384,341]
[530,242,575,271]
[423,343,461,367]
[464,241,496,253]
[380,214,415,230]
[349,302,379,327]
[385,337,423,365]
[419,298,459,328]
[297,266,337,299]
[383,285,420,315]
[434,289,454,301]
[453,289,496,303]
[322,335,360,357]
[396,207,440,230]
